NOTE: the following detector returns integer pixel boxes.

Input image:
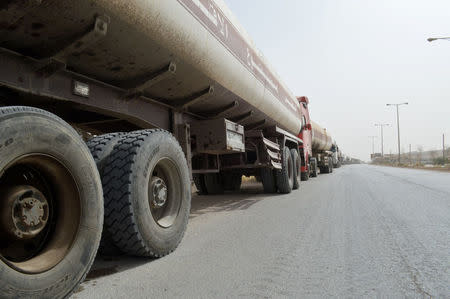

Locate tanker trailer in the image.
[0,0,304,296]
[296,96,334,179]
[311,121,334,174]
[331,142,343,168]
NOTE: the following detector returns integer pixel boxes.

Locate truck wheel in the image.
[301,160,310,181]
[311,160,318,177]
[87,133,125,256]
[276,146,294,194]
[260,168,277,193]
[0,106,103,298]
[204,173,224,194]
[102,129,190,257]
[222,172,242,191]
[301,170,310,181]
[290,149,301,189]
[193,174,208,195]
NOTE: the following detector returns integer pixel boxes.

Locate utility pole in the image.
[375,123,389,157]
[427,37,450,42]
[387,102,408,164]
[409,144,412,165]
[443,134,446,165]
[368,136,377,156]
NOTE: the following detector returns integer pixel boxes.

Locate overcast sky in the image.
[224,0,450,161]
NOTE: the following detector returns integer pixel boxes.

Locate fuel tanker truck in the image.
[297,96,336,179]
[331,142,343,168]
[0,0,308,296]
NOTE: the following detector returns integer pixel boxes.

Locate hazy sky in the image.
[224,0,450,161]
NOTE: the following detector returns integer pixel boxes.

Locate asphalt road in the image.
[74,165,450,298]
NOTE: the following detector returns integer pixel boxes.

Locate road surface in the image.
[74,165,450,298]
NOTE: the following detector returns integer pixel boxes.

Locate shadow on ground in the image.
[77,181,275,292]
[189,181,274,219]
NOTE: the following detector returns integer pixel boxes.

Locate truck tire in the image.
[260,168,277,193]
[301,159,310,181]
[102,129,190,257]
[0,106,103,299]
[193,174,208,195]
[87,133,125,256]
[301,169,310,181]
[204,173,224,194]
[222,172,242,191]
[290,148,301,189]
[276,146,294,194]
[311,159,318,177]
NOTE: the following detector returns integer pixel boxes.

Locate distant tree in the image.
[433,157,448,165]
[430,150,437,163]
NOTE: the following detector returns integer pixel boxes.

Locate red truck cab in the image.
[297,96,316,180]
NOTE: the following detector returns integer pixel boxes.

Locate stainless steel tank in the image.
[0,0,302,134]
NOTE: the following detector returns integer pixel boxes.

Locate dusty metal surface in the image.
[0,154,80,274]
[0,48,172,131]
[148,159,182,228]
[191,118,245,154]
[311,121,333,151]
[0,0,302,134]
[1,186,49,240]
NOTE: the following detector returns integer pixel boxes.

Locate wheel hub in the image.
[1,186,49,240]
[150,177,168,208]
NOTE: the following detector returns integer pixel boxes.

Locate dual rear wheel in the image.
[193,172,242,195]
[261,146,300,194]
[98,130,190,257]
[0,107,191,298]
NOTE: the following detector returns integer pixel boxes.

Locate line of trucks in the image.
[0,0,342,297]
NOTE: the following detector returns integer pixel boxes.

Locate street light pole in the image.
[375,123,389,157]
[443,133,446,165]
[387,102,408,164]
[368,136,377,156]
[409,144,412,165]
[427,37,450,42]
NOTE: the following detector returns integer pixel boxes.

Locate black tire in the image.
[260,168,277,193]
[222,172,242,191]
[290,148,301,189]
[276,146,294,194]
[102,129,191,257]
[0,106,103,298]
[87,133,125,256]
[301,160,310,181]
[193,174,208,195]
[311,160,318,177]
[301,170,310,181]
[203,173,224,194]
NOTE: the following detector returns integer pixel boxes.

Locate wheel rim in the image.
[148,158,182,228]
[0,154,81,274]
